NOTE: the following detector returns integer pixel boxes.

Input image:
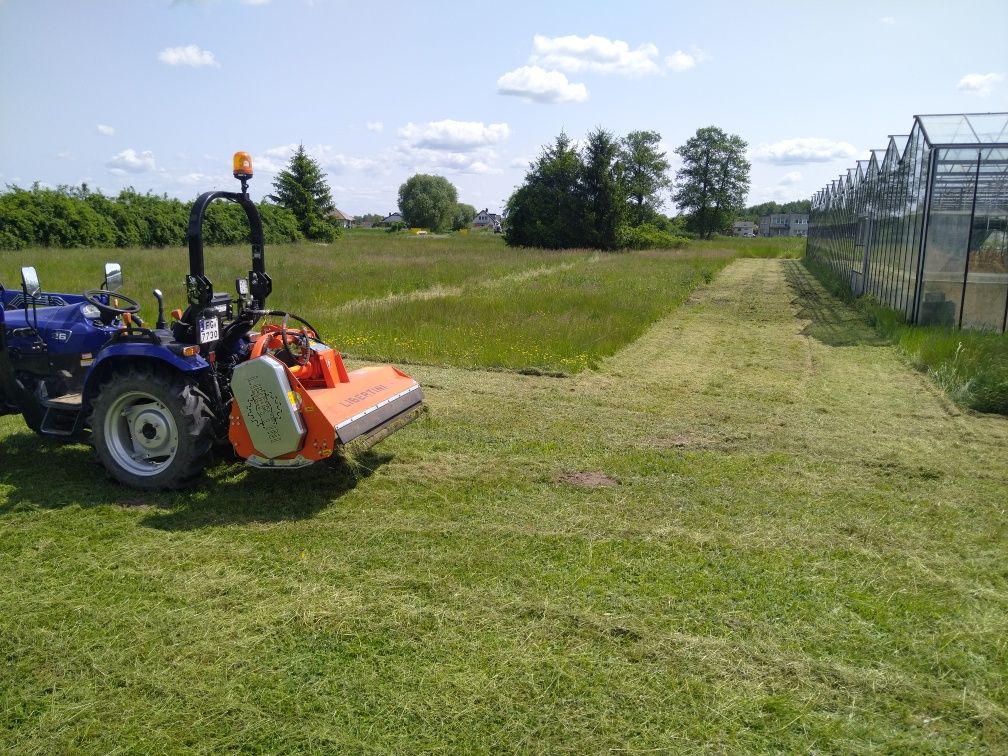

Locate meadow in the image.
[0,232,803,373]
[1,234,1005,752]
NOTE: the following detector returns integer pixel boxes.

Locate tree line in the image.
[0,183,306,250]
[504,125,751,250]
[0,143,343,250]
[1,130,764,251]
[737,199,812,222]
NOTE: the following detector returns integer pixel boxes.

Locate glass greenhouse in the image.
[807,113,1008,333]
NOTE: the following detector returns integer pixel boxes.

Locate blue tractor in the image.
[0,152,424,489]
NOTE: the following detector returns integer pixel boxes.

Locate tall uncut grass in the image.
[1,232,799,375]
[804,255,1008,414]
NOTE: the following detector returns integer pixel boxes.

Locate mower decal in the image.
[51,329,72,342]
[338,384,389,408]
[243,375,286,445]
[6,293,68,309]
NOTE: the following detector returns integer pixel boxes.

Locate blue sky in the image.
[1,0,1005,216]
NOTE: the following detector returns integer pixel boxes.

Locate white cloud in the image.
[531,34,661,77]
[391,145,501,175]
[255,143,377,175]
[750,183,805,203]
[780,170,802,185]
[497,65,588,104]
[107,148,157,174]
[880,16,896,24]
[177,172,213,185]
[366,121,384,132]
[158,44,219,67]
[664,50,696,72]
[389,121,509,174]
[957,72,1004,96]
[96,124,115,136]
[751,138,860,165]
[399,120,510,151]
[56,151,71,160]
[509,157,532,170]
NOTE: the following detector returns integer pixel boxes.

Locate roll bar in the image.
[185,190,272,309]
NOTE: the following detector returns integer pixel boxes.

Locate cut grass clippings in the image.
[0,256,1005,751]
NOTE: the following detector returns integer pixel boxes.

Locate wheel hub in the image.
[124,404,174,459]
[103,390,180,475]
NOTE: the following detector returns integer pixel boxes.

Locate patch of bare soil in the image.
[558,471,620,488]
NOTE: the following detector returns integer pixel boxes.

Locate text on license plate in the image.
[199,317,220,343]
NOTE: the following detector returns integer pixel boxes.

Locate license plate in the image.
[198,317,220,344]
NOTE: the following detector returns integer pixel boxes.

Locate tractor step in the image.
[42,392,82,409]
[39,393,83,436]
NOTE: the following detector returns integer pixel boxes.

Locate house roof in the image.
[329,208,353,221]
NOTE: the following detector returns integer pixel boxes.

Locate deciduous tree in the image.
[620,130,670,225]
[451,202,476,232]
[397,174,458,232]
[672,127,751,238]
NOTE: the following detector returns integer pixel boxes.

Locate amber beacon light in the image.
[233,151,253,179]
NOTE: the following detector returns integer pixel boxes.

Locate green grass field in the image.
[1,236,1005,751]
[0,232,798,374]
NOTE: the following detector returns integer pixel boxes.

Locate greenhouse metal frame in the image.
[807,113,1008,333]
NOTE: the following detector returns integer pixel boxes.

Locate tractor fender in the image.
[82,344,210,411]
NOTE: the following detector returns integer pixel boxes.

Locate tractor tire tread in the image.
[89,365,215,490]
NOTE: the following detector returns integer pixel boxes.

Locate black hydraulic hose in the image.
[254,309,324,343]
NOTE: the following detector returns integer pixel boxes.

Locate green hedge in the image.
[0,185,303,250]
[618,223,688,250]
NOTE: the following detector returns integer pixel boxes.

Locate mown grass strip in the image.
[1,257,1005,752]
[804,255,1008,414]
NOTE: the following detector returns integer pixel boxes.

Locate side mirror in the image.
[20,266,41,297]
[103,262,123,292]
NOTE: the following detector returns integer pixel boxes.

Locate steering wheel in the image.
[84,289,142,324]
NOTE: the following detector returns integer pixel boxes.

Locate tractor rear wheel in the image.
[90,367,213,490]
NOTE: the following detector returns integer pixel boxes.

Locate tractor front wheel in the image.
[90,367,213,490]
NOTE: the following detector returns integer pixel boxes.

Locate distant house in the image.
[473,208,502,231]
[382,212,404,226]
[758,213,809,237]
[328,208,353,229]
[731,221,755,237]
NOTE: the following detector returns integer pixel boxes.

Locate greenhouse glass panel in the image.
[918,115,978,145]
[918,148,977,325]
[964,114,1008,145]
[806,112,1008,333]
[961,147,1008,330]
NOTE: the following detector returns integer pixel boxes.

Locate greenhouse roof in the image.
[915,113,1008,146]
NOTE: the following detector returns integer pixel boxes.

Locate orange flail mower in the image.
[228,324,423,467]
